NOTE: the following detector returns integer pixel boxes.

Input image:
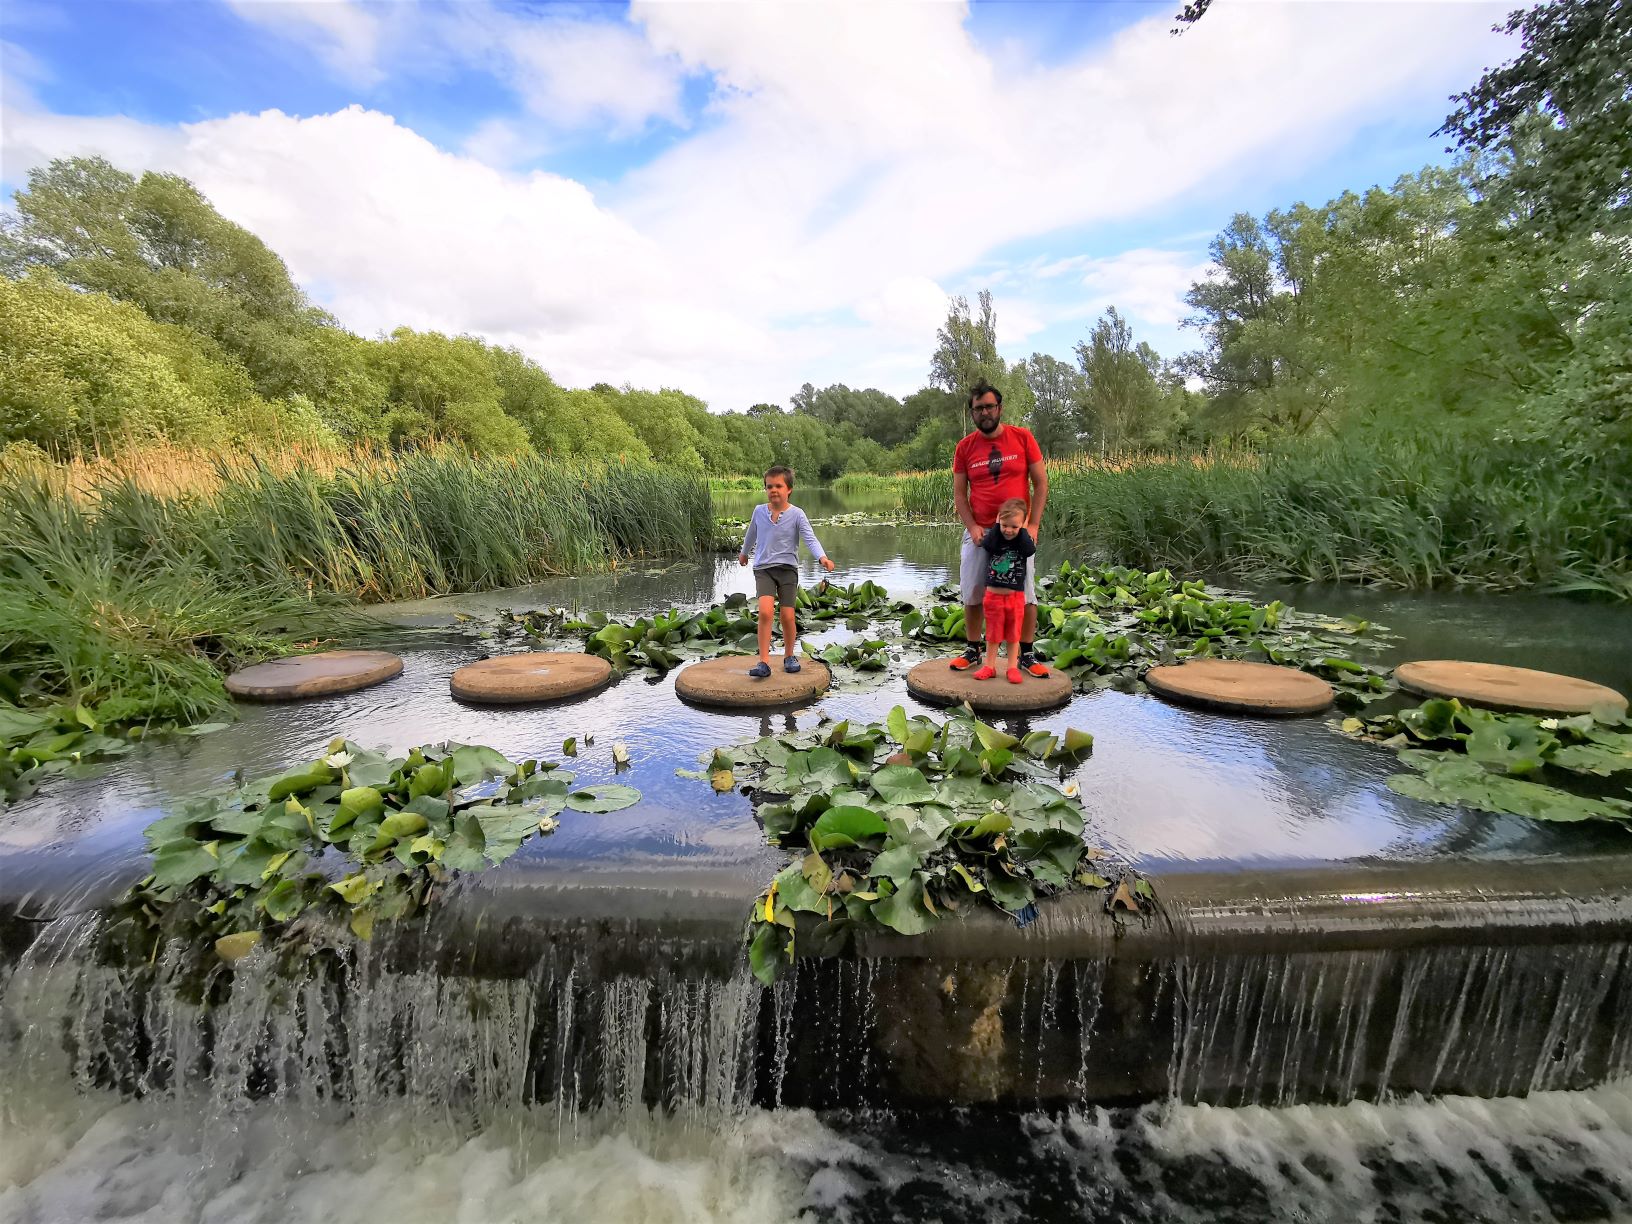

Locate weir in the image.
[6,853,1629,1116]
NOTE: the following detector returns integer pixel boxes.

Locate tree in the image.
[1440,0,1631,237]
[372,328,529,453]
[0,272,330,451]
[1023,353,1083,455]
[1073,308,1176,452]
[0,158,322,399]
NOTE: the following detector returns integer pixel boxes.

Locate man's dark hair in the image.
[764,464,795,489]
[968,380,1003,410]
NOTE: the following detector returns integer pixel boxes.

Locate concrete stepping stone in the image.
[225,649,403,701]
[1145,658,1333,716]
[905,658,1073,714]
[451,652,613,705]
[1395,659,1627,716]
[674,656,831,709]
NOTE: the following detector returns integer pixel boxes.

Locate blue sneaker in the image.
[783,656,802,673]
[748,661,771,678]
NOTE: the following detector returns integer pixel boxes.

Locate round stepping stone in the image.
[226,650,403,701]
[674,656,831,708]
[1395,660,1627,716]
[905,658,1073,714]
[1145,659,1332,716]
[450,652,612,705]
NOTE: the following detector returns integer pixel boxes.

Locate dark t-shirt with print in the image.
[980,525,1035,592]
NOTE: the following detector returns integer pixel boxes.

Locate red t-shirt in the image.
[953,425,1042,527]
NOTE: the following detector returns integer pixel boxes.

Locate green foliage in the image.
[122,739,634,947]
[722,707,1134,985]
[560,580,909,673]
[1338,698,1632,825]
[0,273,329,451]
[1044,434,1632,597]
[1073,308,1189,451]
[897,469,955,518]
[372,328,530,453]
[0,465,373,734]
[1440,0,1631,238]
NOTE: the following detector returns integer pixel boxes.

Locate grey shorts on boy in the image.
[754,564,799,603]
[958,532,1035,605]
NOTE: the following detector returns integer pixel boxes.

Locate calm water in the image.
[6,493,1631,893]
[5,490,1632,1223]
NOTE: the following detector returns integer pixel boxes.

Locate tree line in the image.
[2,0,1624,478]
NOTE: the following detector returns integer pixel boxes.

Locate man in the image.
[950,380,1050,675]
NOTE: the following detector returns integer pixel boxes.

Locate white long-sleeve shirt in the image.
[740,504,826,569]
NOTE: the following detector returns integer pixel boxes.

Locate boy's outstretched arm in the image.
[798,509,835,571]
[740,510,758,566]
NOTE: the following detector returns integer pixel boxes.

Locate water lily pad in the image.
[565,784,642,813]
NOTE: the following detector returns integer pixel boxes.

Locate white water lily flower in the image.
[1062,780,1081,798]
[324,750,354,768]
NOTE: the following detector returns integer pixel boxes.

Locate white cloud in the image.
[440,5,688,146]
[226,0,383,88]
[1075,249,1216,330]
[3,1,1512,407]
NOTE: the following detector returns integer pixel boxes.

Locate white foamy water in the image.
[0,1093,823,1224]
[7,1083,1632,1224]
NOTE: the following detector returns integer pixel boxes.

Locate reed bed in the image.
[1,446,715,722]
[1045,435,1632,597]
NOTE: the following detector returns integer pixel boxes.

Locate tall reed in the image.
[1,446,716,722]
[1044,435,1632,597]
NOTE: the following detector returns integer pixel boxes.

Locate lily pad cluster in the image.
[902,564,1392,706]
[712,705,1142,986]
[126,739,640,955]
[1,700,225,803]
[567,598,761,671]
[556,581,911,675]
[1339,698,1632,824]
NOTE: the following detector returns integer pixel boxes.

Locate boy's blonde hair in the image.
[997,498,1028,522]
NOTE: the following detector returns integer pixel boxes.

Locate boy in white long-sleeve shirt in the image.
[738,465,835,676]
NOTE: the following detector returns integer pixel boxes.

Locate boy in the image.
[738,465,835,676]
[974,498,1036,683]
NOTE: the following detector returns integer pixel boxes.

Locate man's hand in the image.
[820,556,836,572]
[1026,520,1041,542]
[967,524,983,544]
[738,554,749,566]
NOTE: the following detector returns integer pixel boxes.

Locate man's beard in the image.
[976,418,1000,435]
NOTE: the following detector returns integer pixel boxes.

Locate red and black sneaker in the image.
[949,643,983,671]
[1018,648,1050,678]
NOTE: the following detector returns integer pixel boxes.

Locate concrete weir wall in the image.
[3,856,1631,1112]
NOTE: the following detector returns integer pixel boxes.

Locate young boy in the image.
[738,466,835,677]
[974,498,1036,683]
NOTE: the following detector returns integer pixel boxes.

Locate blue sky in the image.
[1,0,1512,409]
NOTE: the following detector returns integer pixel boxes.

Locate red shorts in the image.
[982,589,1026,644]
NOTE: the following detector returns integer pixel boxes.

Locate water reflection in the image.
[5,499,1632,900]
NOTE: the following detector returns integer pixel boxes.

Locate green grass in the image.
[1044,434,1632,598]
[897,470,954,519]
[0,450,715,730]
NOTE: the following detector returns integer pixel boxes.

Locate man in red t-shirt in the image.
[950,380,1050,675]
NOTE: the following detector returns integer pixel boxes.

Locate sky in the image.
[0,0,1515,411]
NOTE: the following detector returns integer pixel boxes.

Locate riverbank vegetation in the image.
[0,446,712,770]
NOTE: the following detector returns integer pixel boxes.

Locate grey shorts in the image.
[959,532,1034,606]
[753,564,799,603]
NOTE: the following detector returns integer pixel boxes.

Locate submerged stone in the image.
[674,656,831,708]
[224,650,403,701]
[905,659,1073,714]
[450,651,612,705]
[1395,660,1628,716]
[1145,658,1333,716]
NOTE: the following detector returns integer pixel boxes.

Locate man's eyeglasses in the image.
[973,402,1000,412]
